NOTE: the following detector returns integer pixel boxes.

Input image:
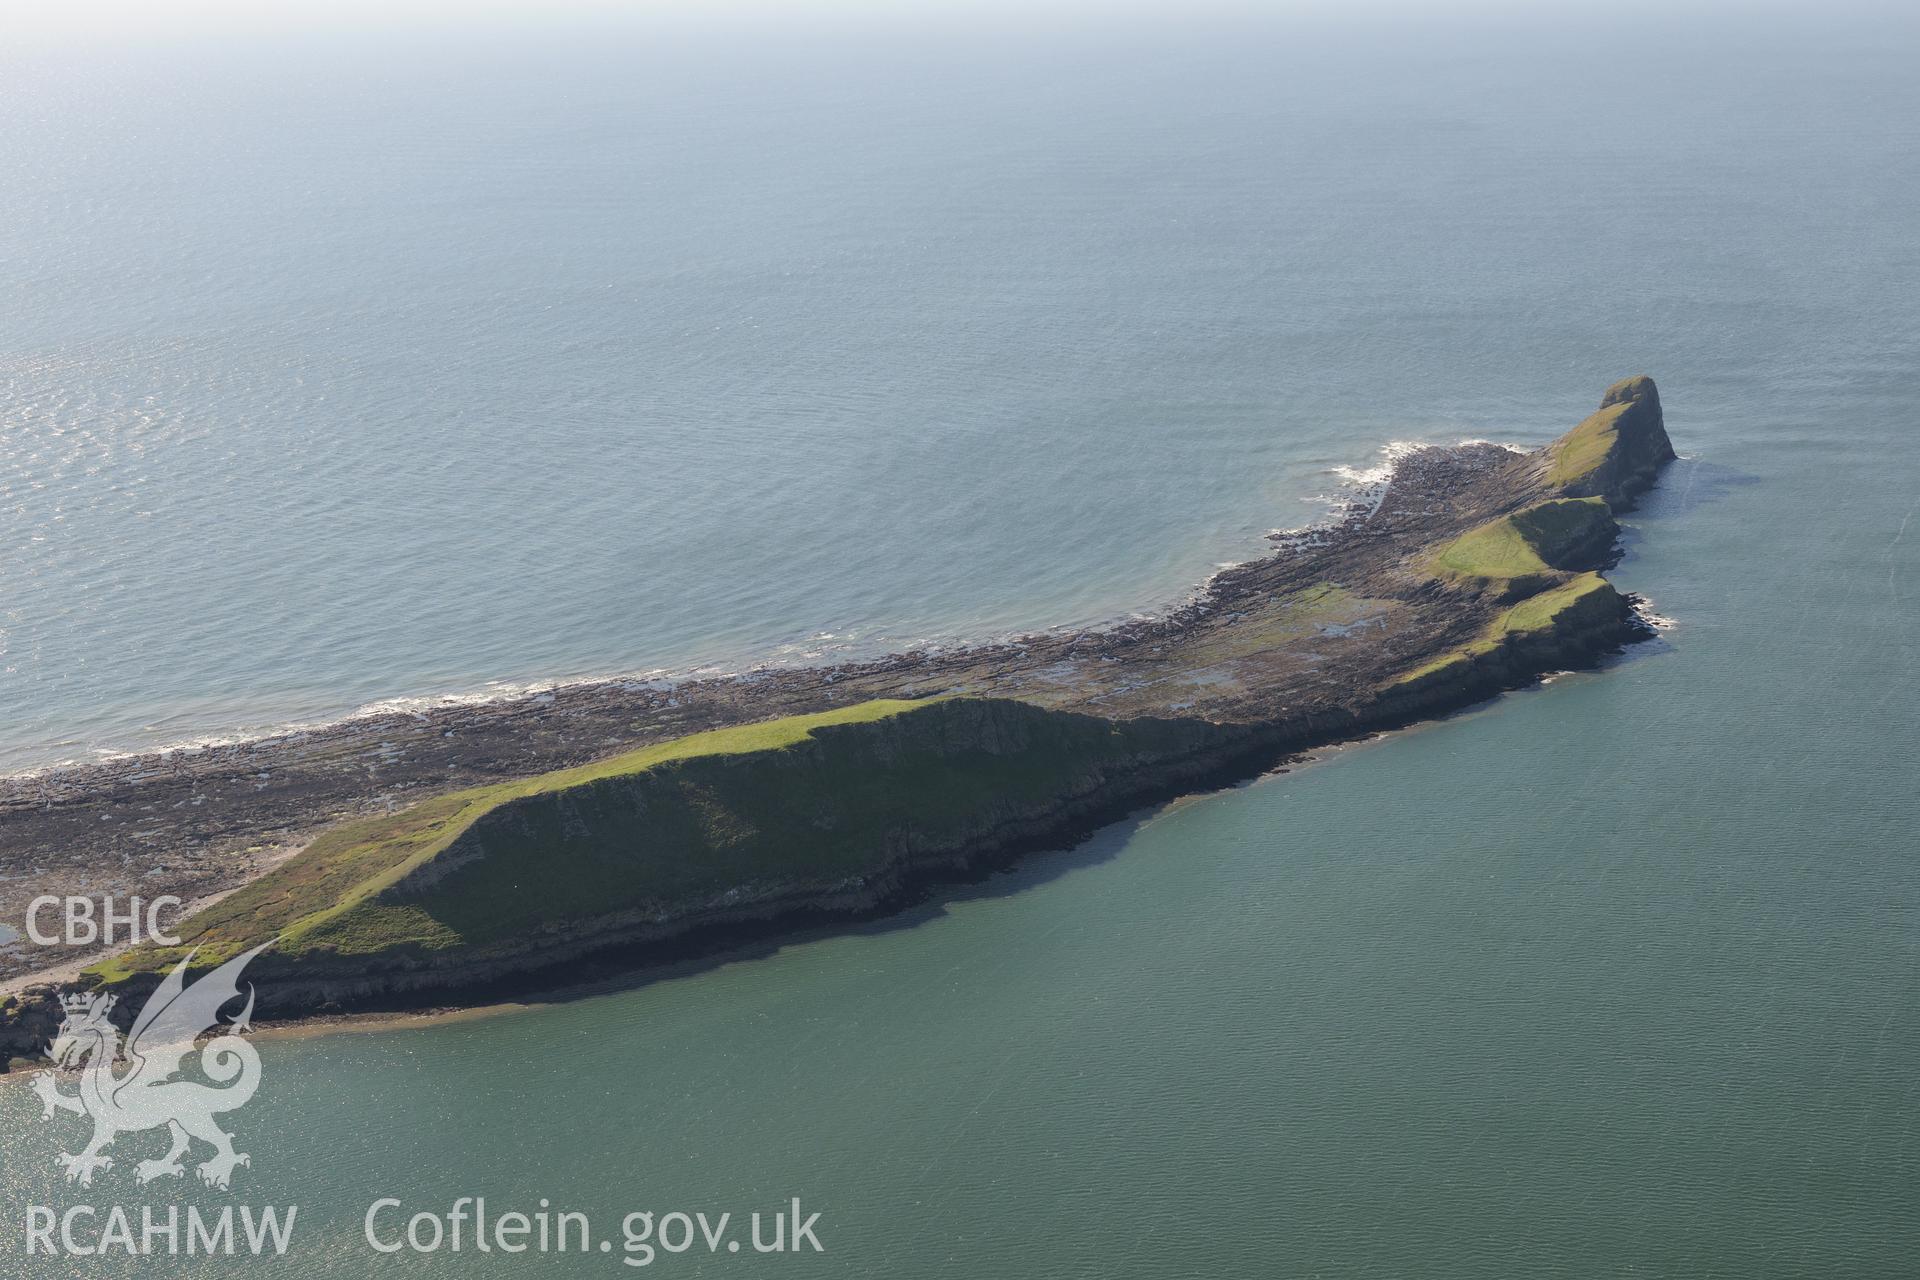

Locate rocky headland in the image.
[1,377,1676,1063]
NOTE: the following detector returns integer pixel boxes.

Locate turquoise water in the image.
[4,7,1919,1277]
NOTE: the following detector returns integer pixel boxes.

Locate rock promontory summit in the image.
[1542,375,1676,506]
[2,379,1678,1051]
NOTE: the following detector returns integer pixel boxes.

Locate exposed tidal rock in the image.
[0,378,1678,1038]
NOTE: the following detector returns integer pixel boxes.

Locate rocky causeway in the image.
[1,377,1675,1056]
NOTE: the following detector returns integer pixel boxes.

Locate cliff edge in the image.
[1531,374,1676,507]
[1,377,1679,1049]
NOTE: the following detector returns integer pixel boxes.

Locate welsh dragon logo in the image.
[31,944,271,1190]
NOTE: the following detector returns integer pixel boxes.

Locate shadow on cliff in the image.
[348,790,1252,1021]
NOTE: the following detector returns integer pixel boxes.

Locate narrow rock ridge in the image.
[2,379,1676,1053]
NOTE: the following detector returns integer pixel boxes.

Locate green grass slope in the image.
[1385,571,1628,695]
[1547,400,1636,488]
[97,698,1232,981]
[1545,375,1675,499]
[1429,497,1616,591]
[1399,378,1664,694]
[1431,515,1554,582]
[1495,571,1620,636]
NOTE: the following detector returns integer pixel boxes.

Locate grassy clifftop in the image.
[1430,496,1616,591]
[1385,571,1629,697]
[1545,375,1676,504]
[1402,479,1634,698]
[95,698,1237,987]
[95,699,927,978]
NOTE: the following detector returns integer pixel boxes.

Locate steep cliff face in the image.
[302,697,1242,967]
[1429,496,1619,598]
[1507,497,1620,569]
[1375,571,1636,715]
[1538,375,1677,507]
[71,699,1263,1013]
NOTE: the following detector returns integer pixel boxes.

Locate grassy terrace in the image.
[1495,572,1616,635]
[1431,515,1553,582]
[1546,400,1633,487]
[1429,497,1613,587]
[1386,571,1621,690]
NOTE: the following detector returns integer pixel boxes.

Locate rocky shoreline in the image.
[1,603,1647,1068]
[1,377,1675,1062]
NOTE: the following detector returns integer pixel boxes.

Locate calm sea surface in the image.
[2,9,1917,1277]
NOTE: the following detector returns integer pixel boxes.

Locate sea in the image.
[2,6,1916,1276]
